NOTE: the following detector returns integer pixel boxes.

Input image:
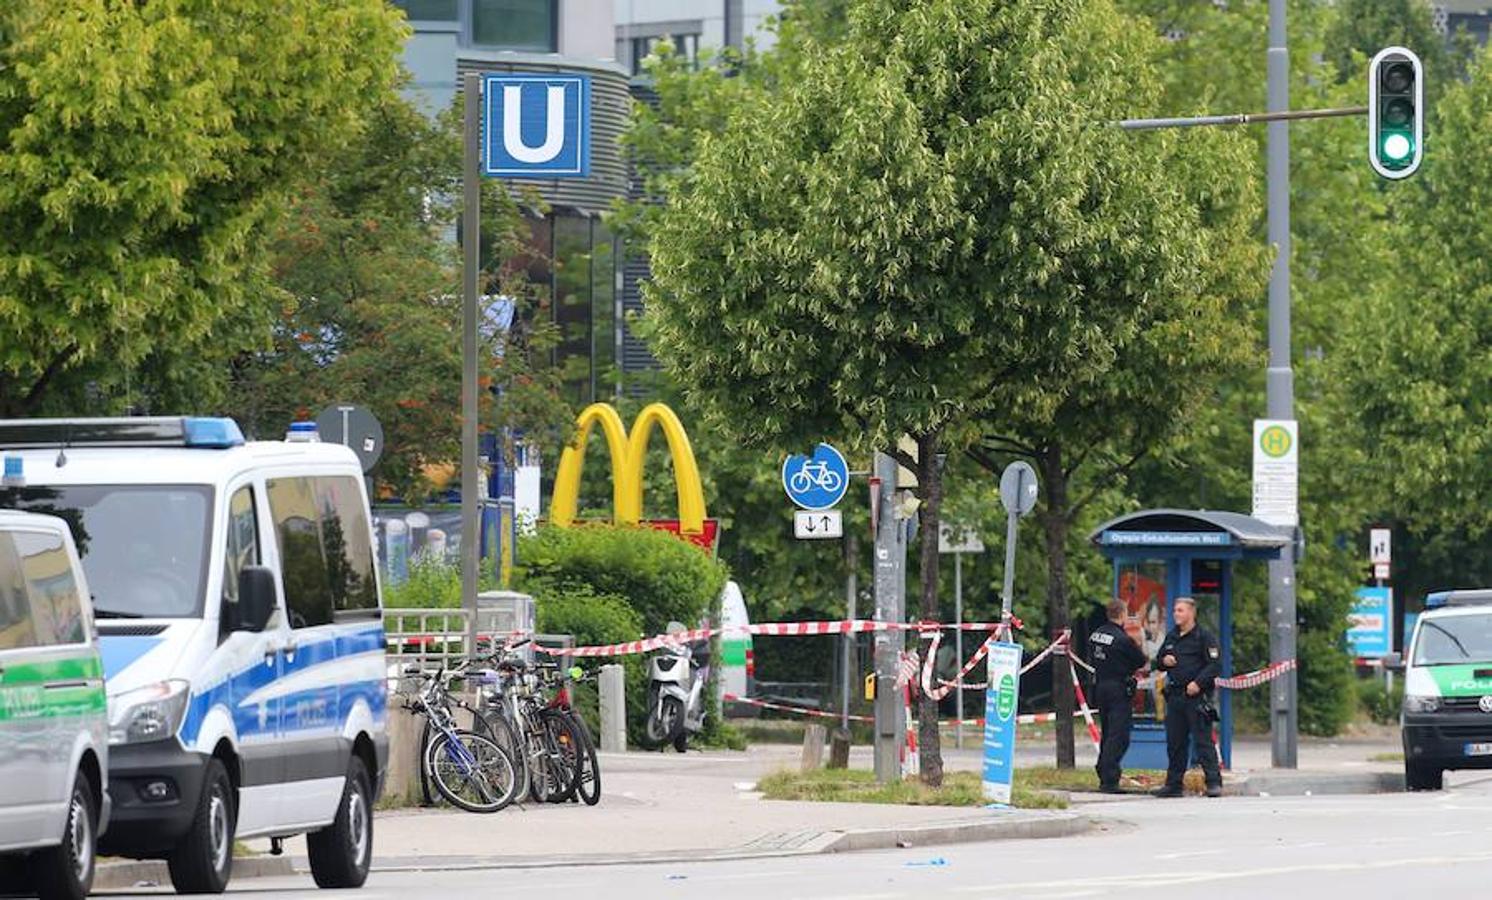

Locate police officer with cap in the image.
[1153,597,1223,797]
[1088,599,1147,793]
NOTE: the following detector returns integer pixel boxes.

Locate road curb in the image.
[822,811,1094,853]
[95,856,294,891]
[347,812,1096,873]
[1232,771,1405,796]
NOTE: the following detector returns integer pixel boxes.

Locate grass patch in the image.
[756,768,1067,810]
[1369,751,1405,763]
[1017,766,1169,792]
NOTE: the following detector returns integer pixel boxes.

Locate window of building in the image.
[15,530,85,646]
[631,33,700,75]
[268,476,379,629]
[473,0,558,52]
[395,0,458,21]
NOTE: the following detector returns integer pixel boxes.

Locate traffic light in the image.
[1369,47,1423,179]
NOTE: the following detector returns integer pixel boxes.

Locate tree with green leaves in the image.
[640,0,1265,784]
[967,120,1268,768]
[0,0,405,416]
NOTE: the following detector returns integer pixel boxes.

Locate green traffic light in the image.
[1382,132,1413,163]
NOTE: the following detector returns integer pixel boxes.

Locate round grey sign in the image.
[316,404,384,474]
[999,461,1039,517]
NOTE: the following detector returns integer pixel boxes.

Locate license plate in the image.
[1465,743,1492,757]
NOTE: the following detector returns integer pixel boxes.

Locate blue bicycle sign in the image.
[782,444,850,510]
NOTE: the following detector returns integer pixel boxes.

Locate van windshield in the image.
[0,484,212,618]
[1413,614,1492,666]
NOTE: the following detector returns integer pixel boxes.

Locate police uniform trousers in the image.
[1093,680,1132,788]
[1164,692,1222,789]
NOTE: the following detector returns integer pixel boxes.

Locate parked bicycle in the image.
[477,644,600,806]
[399,663,519,813]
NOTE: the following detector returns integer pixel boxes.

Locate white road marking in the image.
[948,851,1492,894]
[1154,849,1224,860]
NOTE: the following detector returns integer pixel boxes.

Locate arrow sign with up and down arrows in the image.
[794,510,844,539]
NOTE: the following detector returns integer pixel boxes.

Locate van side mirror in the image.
[1382,652,1404,672]
[236,566,278,633]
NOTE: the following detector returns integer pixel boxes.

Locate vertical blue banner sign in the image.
[1348,586,1393,658]
[982,641,1023,804]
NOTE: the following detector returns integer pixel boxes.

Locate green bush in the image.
[516,525,727,633]
[381,557,495,609]
[534,583,643,648]
[1356,675,1404,726]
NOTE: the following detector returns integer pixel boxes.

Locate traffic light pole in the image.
[1265,0,1299,771]
[1117,106,1364,130]
[1115,0,1302,768]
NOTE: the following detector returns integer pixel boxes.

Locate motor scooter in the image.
[645,621,710,752]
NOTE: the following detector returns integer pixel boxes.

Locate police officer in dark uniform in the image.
[1153,597,1223,797]
[1088,599,1147,793]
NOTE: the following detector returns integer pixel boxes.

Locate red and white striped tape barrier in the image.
[722,691,1066,729]
[722,693,874,723]
[1215,658,1297,689]
[531,618,1011,658]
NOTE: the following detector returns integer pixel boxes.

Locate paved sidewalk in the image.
[224,730,1402,873]
[242,744,1085,870]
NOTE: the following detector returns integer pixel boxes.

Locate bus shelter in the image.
[1089,509,1294,769]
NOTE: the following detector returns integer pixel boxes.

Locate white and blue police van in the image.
[0,417,388,894]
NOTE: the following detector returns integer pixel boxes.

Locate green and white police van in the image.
[1392,589,1492,791]
[0,417,388,895]
[0,509,108,900]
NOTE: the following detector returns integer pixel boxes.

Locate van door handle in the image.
[264,646,279,667]
[284,642,298,664]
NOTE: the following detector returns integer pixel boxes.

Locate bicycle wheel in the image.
[426,729,516,813]
[418,718,438,807]
[484,707,530,806]
[569,712,602,806]
[540,712,582,804]
[421,706,497,807]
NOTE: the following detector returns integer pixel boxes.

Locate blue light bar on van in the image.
[1425,589,1492,609]
[182,418,245,448]
[0,417,245,450]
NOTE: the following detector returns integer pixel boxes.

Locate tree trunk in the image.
[1038,443,1076,769]
[916,430,944,787]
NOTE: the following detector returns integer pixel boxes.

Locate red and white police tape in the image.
[1214,658,1297,689]
[520,618,1011,658]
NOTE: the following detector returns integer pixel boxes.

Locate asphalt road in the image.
[100,770,1492,899]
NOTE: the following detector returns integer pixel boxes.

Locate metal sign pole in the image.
[954,551,964,749]
[872,451,905,783]
[461,73,482,660]
[843,532,857,734]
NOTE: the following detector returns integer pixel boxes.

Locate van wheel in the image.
[34,773,97,900]
[1405,761,1444,791]
[308,755,373,888]
[169,758,235,894]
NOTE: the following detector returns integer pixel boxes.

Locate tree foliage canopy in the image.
[0,0,406,414]
[643,0,1249,459]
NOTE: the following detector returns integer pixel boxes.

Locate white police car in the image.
[0,417,388,894]
[1391,589,1492,791]
[0,510,108,900]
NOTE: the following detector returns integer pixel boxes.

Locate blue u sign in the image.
[782,443,850,511]
[482,73,591,178]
